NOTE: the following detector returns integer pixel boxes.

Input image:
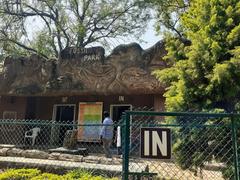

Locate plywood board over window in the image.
[2,111,17,132]
[3,111,17,119]
[78,102,103,142]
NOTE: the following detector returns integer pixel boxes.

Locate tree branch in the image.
[1,4,54,19]
[84,3,136,46]
[8,38,48,59]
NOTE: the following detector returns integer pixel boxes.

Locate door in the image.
[51,105,75,146]
[110,105,132,146]
[56,106,75,144]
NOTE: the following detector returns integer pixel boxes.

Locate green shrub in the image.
[64,169,93,179]
[30,173,64,180]
[0,168,41,180]
[64,169,118,180]
[222,165,234,180]
[0,168,118,180]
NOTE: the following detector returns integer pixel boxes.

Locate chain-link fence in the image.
[0,111,239,180]
[122,111,240,180]
[0,119,122,178]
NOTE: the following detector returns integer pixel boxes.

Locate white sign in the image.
[140,127,171,159]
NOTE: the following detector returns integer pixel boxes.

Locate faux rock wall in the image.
[0,147,122,165]
[0,41,167,96]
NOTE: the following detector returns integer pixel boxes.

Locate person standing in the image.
[100,111,113,158]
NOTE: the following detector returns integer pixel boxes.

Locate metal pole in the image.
[231,117,239,180]
[121,114,126,180]
[122,113,130,180]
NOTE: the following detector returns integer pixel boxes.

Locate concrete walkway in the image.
[0,156,145,175]
[0,156,121,171]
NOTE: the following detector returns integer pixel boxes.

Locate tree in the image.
[147,0,190,37]
[153,0,240,177]
[0,0,150,59]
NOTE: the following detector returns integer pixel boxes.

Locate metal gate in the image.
[121,111,240,180]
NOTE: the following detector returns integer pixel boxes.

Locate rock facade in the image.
[63,130,78,149]
[0,41,166,96]
[0,147,121,165]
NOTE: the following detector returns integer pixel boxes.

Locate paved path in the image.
[0,156,122,172]
[0,156,145,174]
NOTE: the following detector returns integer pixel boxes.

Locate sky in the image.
[136,21,162,50]
[27,16,161,53]
[103,20,162,52]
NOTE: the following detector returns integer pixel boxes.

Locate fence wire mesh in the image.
[0,111,239,180]
[0,119,122,178]
[122,111,240,180]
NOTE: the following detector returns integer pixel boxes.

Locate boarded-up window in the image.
[77,102,103,142]
[2,111,17,132]
[3,111,17,119]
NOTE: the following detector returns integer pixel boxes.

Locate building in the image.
[0,41,166,145]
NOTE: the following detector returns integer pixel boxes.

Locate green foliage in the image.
[31,173,63,180]
[0,168,118,180]
[30,31,56,58]
[222,165,234,179]
[153,0,240,177]
[147,0,190,36]
[155,0,240,112]
[64,169,94,179]
[0,168,41,180]
[64,169,117,180]
[0,0,150,59]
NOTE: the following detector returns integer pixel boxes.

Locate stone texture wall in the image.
[0,41,166,96]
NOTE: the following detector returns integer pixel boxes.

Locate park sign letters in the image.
[60,46,105,63]
[141,127,171,159]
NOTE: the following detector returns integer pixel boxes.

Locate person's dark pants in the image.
[117,147,122,155]
[102,138,112,158]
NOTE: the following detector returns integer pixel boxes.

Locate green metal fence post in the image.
[231,117,239,180]
[121,114,126,180]
[122,113,130,180]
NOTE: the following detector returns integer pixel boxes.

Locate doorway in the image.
[110,104,132,146]
[110,105,132,124]
[51,104,76,145]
